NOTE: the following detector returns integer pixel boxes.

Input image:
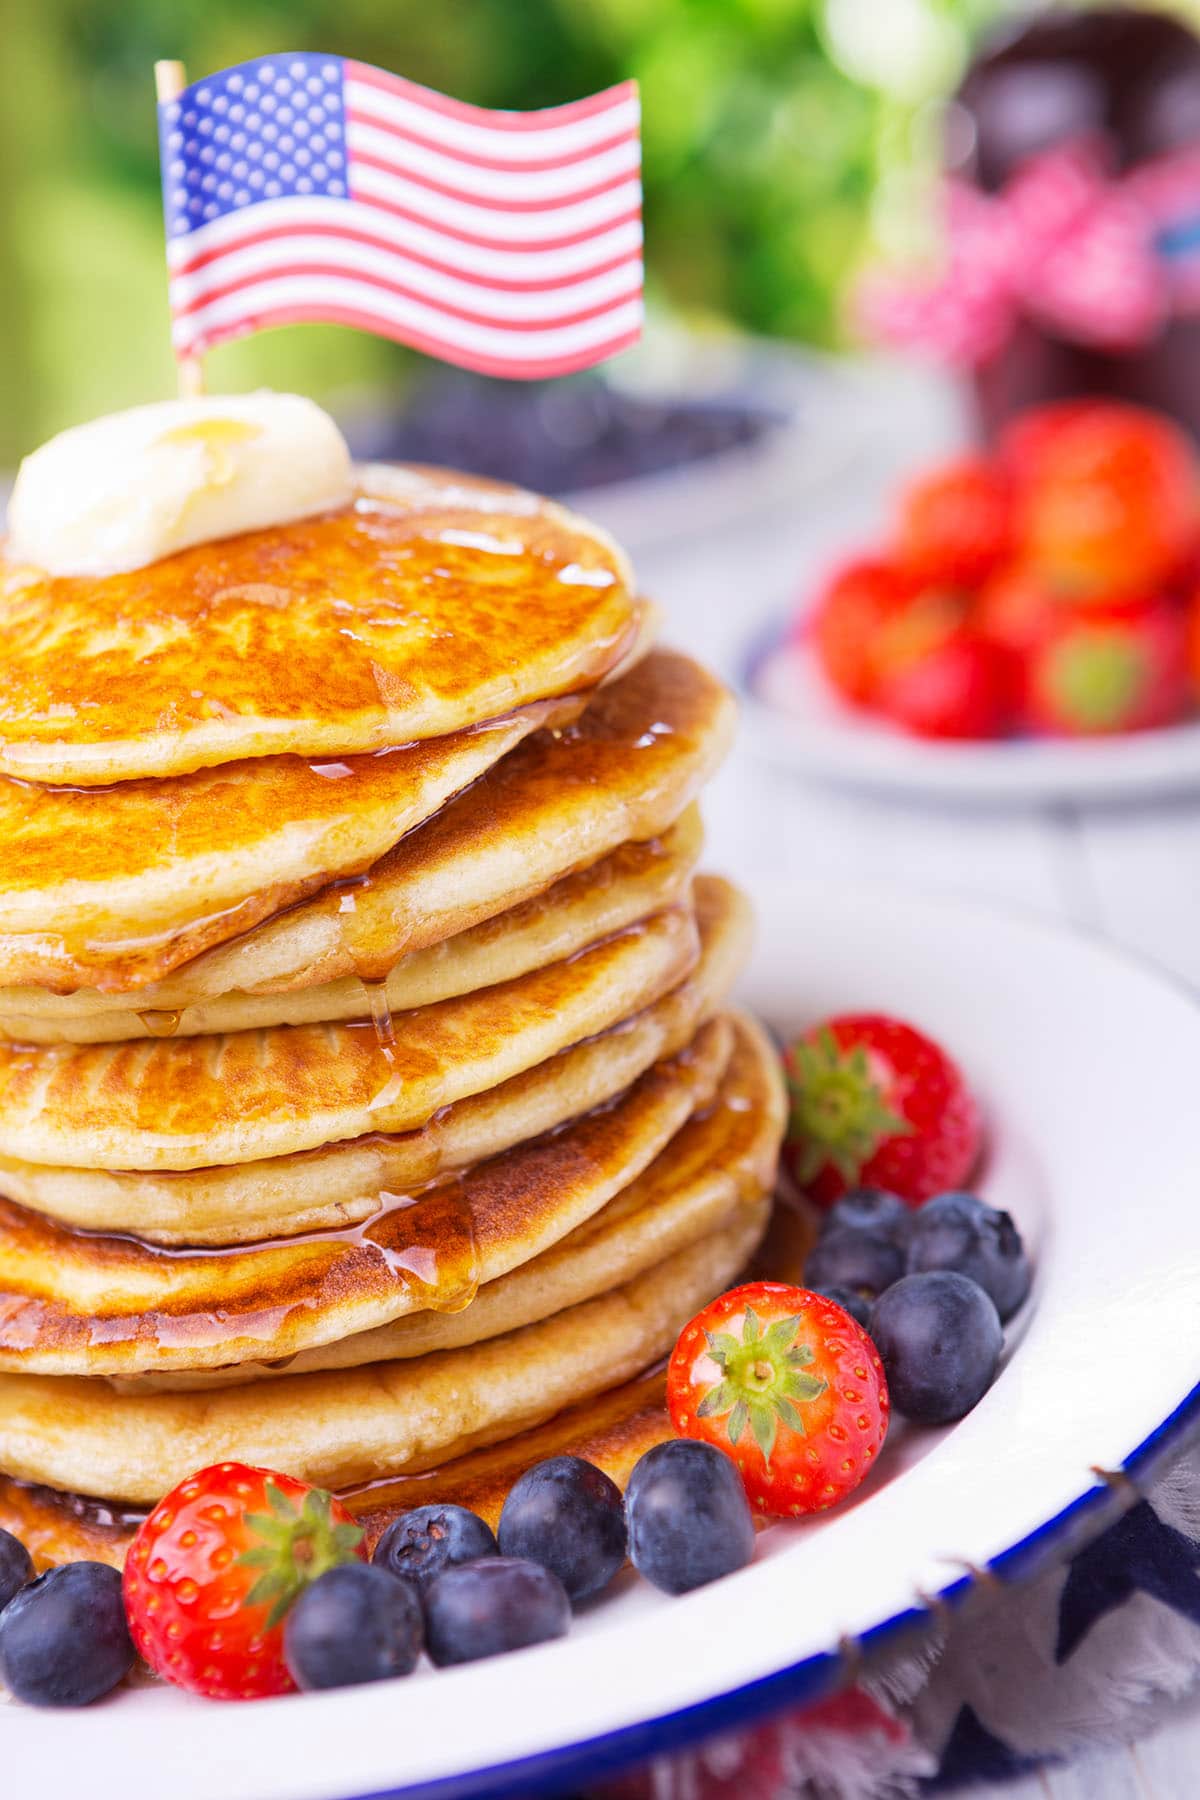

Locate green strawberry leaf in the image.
[763,1315,800,1357]
[785,1026,913,1187]
[750,1403,777,1465]
[266,1480,296,1519]
[774,1396,807,1435]
[705,1329,743,1370]
[696,1379,736,1419]
[786,1370,829,1404]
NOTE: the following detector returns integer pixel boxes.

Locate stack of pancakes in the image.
[0,464,784,1566]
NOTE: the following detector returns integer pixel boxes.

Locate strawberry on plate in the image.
[875,626,1013,740]
[1024,596,1190,736]
[1003,401,1199,600]
[667,1283,889,1516]
[895,453,1012,588]
[1188,586,1200,697]
[975,562,1061,665]
[783,1014,982,1209]
[123,1462,364,1700]
[807,556,913,705]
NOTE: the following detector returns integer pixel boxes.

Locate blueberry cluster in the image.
[805,1187,1032,1424]
[0,1544,133,1706]
[285,1445,757,1690]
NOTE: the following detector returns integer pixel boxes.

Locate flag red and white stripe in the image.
[159,55,643,376]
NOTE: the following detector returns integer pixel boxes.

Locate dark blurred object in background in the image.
[957,7,1200,440]
[345,370,781,497]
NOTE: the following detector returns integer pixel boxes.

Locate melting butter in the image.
[6,391,354,576]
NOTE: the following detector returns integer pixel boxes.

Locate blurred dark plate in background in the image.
[342,331,871,554]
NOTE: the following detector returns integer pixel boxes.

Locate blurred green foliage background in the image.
[0,0,1194,461]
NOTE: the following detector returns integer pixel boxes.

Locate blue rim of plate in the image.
[341,890,1200,1800]
[343,1382,1200,1800]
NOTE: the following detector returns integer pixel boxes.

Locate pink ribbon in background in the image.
[859,136,1200,366]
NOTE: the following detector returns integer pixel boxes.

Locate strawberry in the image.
[667,1283,889,1516]
[123,1462,364,1700]
[1025,596,1190,736]
[871,586,968,679]
[1002,401,1199,599]
[975,562,1060,665]
[895,454,1012,588]
[996,399,1102,487]
[1188,586,1200,697]
[974,562,1064,725]
[875,627,1012,739]
[783,1014,981,1209]
[807,556,913,705]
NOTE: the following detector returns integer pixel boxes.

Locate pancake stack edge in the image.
[0,465,785,1565]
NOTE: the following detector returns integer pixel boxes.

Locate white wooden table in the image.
[592,356,1200,1797]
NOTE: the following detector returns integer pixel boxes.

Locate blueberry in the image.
[424,1557,570,1666]
[906,1192,1031,1322]
[805,1227,905,1300]
[820,1188,912,1244]
[284,1562,422,1691]
[808,1283,872,1329]
[0,1528,33,1612]
[625,1440,755,1595]
[869,1272,1002,1425]
[373,1503,497,1589]
[0,1562,133,1706]
[498,1456,626,1605]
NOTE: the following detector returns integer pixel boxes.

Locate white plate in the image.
[745,625,1200,806]
[12,880,1200,1800]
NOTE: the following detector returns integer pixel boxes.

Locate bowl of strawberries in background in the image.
[745,398,1200,803]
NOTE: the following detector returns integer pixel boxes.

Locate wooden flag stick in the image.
[154,59,206,399]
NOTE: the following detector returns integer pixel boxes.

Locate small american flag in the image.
[157,54,643,377]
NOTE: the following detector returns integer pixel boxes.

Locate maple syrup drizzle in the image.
[135,1010,182,1039]
[0,1175,484,1356]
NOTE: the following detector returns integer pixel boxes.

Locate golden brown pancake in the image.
[0,1370,678,1571]
[100,1014,782,1387]
[0,1012,738,1375]
[0,1123,810,1571]
[0,1012,780,1379]
[0,464,643,785]
[0,1205,768,1504]
[0,648,731,1004]
[0,903,700,1171]
[0,879,750,1243]
[0,808,703,1044]
[0,697,578,995]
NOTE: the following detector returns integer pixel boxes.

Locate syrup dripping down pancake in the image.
[0,1203,770,1505]
[0,696,578,995]
[0,647,727,1005]
[0,464,642,785]
[0,878,750,1244]
[0,1010,786,1378]
[0,808,702,1044]
[0,1195,819,1570]
[0,902,701,1171]
[100,1014,782,1387]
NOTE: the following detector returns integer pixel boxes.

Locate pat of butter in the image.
[6,392,355,576]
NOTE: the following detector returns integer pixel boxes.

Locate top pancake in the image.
[0,464,641,785]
